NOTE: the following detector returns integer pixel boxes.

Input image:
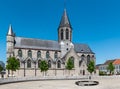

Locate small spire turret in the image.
[7,24,14,36]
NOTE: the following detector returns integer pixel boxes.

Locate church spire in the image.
[7,24,14,36]
[59,9,71,28]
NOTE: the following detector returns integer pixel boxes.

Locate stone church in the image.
[6,9,95,77]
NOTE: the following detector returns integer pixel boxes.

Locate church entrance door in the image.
[83,70,85,75]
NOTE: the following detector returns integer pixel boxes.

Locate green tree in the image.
[6,57,20,76]
[87,60,95,74]
[0,65,3,73]
[39,60,48,76]
[0,65,4,78]
[66,57,74,75]
[107,62,115,75]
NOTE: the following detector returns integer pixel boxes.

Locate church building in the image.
[6,9,95,77]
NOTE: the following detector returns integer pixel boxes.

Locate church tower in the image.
[58,9,74,58]
[6,24,15,58]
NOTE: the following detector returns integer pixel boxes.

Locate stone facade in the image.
[6,9,95,77]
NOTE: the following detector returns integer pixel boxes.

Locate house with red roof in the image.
[113,59,120,74]
[98,59,120,75]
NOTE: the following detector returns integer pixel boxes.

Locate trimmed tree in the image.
[107,62,115,75]
[39,60,48,76]
[87,60,95,77]
[0,65,3,73]
[87,60,95,79]
[66,57,74,76]
[6,57,20,77]
[0,65,4,78]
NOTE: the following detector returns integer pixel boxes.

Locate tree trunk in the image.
[11,70,14,77]
[89,73,92,80]
[69,70,70,76]
[45,71,47,76]
[42,72,44,76]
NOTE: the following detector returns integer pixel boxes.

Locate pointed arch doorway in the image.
[83,70,85,75]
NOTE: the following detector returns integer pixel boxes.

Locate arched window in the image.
[61,29,63,40]
[46,51,50,59]
[79,60,81,67]
[54,51,58,59]
[17,59,20,67]
[38,60,41,68]
[48,60,51,68]
[18,49,22,57]
[92,55,94,59]
[27,59,31,68]
[87,55,90,65]
[70,57,74,67]
[70,30,72,41]
[57,60,61,68]
[28,50,32,58]
[81,55,85,60]
[37,51,41,58]
[66,29,69,39]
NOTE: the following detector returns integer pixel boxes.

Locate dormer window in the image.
[81,49,84,52]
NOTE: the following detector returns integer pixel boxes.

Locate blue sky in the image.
[0,0,120,64]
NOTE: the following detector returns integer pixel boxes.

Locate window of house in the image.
[46,51,49,59]
[48,60,51,68]
[66,29,69,39]
[70,57,74,67]
[61,29,63,40]
[79,60,81,67]
[38,60,41,68]
[87,55,90,65]
[81,55,85,60]
[28,50,32,58]
[66,48,68,51]
[27,59,31,68]
[37,51,41,58]
[54,51,58,59]
[57,60,61,68]
[18,49,22,57]
[17,59,20,67]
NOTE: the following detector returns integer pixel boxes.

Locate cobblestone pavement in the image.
[0,78,120,89]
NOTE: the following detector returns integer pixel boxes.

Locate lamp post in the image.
[34,61,37,76]
[24,61,26,77]
[54,60,57,76]
[55,62,57,76]
[22,60,26,77]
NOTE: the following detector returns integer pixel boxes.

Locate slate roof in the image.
[104,60,115,65]
[74,43,94,53]
[59,9,71,28]
[0,61,5,69]
[14,37,94,54]
[15,37,60,51]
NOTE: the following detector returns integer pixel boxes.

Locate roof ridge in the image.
[74,43,89,45]
[16,36,58,43]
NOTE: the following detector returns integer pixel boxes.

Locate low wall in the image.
[5,69,77,78]
[0,76,88,85]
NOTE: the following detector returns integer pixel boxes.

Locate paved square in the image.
[0,78,120,89]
